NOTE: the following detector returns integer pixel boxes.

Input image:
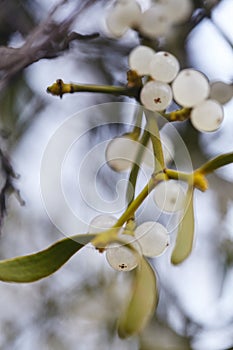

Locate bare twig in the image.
[0,148,24,231]
[0,0,99,90]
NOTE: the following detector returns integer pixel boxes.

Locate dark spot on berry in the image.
[164,53,169,57]
[170,197,176,204]
[154,97,161,104]
[119,263,127,270]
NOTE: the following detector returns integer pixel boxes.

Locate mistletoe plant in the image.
[0,0,233,340]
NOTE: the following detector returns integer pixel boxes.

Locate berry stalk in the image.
[126,128,150,208]
[114,177,157,229]
[47,79,139,98]
[145,110,165,172]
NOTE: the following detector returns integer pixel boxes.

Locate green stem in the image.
[47,79,139,98]
[91,177,158,248]
[132,108,143,138]
[165,168,208,191]
[165,169,193,183]
[126,128,150,208]
[114,177,156,228]
[145,110,165,172]
[160,108,191,122]
[197,152,233,175]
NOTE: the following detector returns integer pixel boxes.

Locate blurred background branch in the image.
[0,0,99,91]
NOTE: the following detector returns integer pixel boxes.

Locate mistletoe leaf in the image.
[171,186,195,265]
[0,234,94,283]
[118,257,158,338]
[198,152,233,174]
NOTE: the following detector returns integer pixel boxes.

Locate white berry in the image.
[139,5,171,39]
[149,51,180,83]
[160,0,193,24]
[172,69,210,108]
[106,0,141,37]
[106,234,140,271]
[210,81,233,105]
[140,81,173,111]
[135,221,169,257]
[129,45,155,76]
[153,181,185,212]
[190,99,224,132]
[89,215,117,233]
[106,135,140,172]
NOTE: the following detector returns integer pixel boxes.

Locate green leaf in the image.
[0,234,95,283]
[198,152,233,175]
[118,257,158,338]
[171,186,195,265]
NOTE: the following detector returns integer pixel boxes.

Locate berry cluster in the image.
[88,180,186,273]
[129,45,179,111]
[129,45,233,132]
[89,214,169,271]
[106,0,193,39]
